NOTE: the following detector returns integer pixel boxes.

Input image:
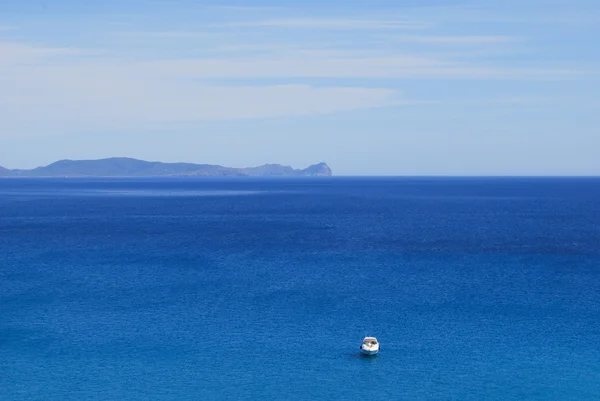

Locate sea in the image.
[1,177,600,400]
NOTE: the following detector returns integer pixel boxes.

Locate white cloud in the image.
[136,55,581,80]
[444,96,555,105]
[0,0,596,141]
[4,50,577,89]
[0,34,589,139]
[0,47,402,138]
[0,42,95,66]
[214,17,427,30]
[125,31,203,38]
[392,35,515,44]
[2,80,398,122]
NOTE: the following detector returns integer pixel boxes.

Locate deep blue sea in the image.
[2,177,600,400]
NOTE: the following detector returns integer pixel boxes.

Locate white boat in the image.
[360,337,379,355]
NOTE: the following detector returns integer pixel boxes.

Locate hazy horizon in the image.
[2,156,600,177]
[1,0,599,175]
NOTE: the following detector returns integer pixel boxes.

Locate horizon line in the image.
[1,175,599,179]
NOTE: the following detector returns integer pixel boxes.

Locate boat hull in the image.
[360,347,379,356]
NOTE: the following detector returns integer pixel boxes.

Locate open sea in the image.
[1,177,600,400]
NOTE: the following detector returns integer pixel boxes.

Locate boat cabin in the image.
[362,337,378,345]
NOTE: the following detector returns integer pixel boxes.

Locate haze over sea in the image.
[2,177,600,400]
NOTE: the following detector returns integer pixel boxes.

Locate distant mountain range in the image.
[0,158,332,177]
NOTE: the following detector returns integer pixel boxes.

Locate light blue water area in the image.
[1,177,600,400]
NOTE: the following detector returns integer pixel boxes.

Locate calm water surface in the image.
[1,177,600,400]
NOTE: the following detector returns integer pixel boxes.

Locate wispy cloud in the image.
[215,17,428,30]
[0,82,400,138]
[0,35,591,138]
[482,96,553,104]
[458,11,600,25]
[0,41,407,138]
[136,54,585,80]
[1,1,599,142]
[383,3,600,26]
[391,35,516,44]
[125,30,206,38]
[448,96,556,106]
[0,42,95,66]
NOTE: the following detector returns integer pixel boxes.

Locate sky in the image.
[0,0,599,175]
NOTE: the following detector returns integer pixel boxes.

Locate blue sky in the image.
[0,0,599,175]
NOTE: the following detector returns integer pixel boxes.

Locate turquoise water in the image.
[1,178,600,400]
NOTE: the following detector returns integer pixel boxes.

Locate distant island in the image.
[0,158,332,178]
